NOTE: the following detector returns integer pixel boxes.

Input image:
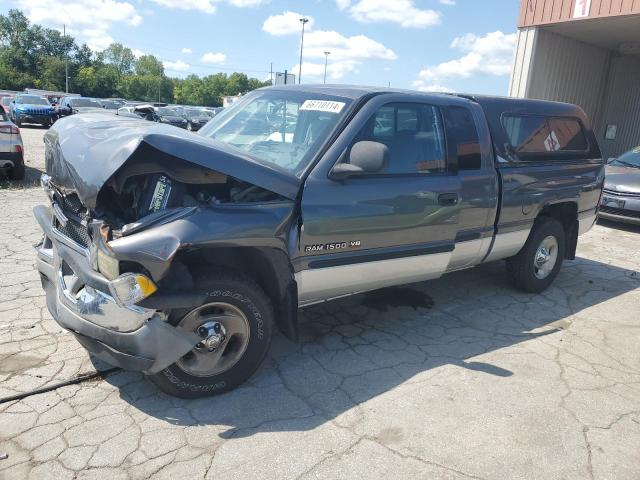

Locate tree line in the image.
[0,9,270,106]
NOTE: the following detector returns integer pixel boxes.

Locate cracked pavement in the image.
[1,126,639,479]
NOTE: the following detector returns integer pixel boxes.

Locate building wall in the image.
[508,28,538,97]
[519,0,640,27]
[527,29,611,123]
[509,28,610,122]
[596,53,640,158]
[509,27,640,158]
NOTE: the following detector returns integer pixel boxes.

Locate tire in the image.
[149,272,273,398]
[10,160,25,180]
[506,217,566,293]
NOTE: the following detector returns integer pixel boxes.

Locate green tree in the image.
[173,74,204,105]
[135,55,163,76]
[103,42,135,77]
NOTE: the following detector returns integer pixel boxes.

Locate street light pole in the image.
[323,51,330,84]
[63,24,68,93]
[298,18,309,84]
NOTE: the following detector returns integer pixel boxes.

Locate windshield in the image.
[1,97,11,106]
[16,95,50,105]
[611,147,640,169]
[70,98,101,108]
[158,107,178,116]
[199,90,352,176]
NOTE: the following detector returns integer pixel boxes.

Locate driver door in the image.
[296,96,462,305]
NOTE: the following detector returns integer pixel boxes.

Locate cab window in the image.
[356,102,447,174]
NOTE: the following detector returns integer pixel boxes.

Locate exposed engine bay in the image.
[95,167,284,232]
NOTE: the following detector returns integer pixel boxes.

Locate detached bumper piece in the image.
[34,205,199,374]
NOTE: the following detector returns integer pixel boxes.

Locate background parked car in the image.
[117,104,161,122]
[174,107,211,131]
[9,94,55,127]
[156,107,188,129]
[56,96,104,117]
[0,108,24,180]
[0,95,13,114]
[599,146,640,225]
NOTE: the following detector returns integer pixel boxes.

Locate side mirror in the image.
[330,141,388,180]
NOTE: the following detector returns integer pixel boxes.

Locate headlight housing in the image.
[97,248,119,280]
[109,273,157,307]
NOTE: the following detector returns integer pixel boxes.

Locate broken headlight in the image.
[109,273,157,307]
[97,248,119,280]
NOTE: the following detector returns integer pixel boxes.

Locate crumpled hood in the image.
[44,113,300,209]
[605,165,640,193]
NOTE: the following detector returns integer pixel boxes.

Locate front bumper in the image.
[34,204,199,373]
[15,112,52,124]
[599,193,640,226]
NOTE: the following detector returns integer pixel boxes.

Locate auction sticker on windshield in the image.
[300,100,346,114]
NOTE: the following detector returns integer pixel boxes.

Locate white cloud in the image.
[201,52,227,64]
[262,11,314,36]
[151,0,216,14]
[181,47,193,54]
[17,0,141,51]
[290,60,359,81]
[412,81,455,93]
[149,0,266,14]
[132,48,145,58]
[227,0,266,5]
[415,30,517,86]
[337,0,441,28]
[439,0,455,5]
[163,59,190,72]
[264,11,396,82]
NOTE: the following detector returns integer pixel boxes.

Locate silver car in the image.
[0,108,24,180]
[599,146,640,225]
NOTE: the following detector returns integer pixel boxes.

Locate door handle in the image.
[438,193,459,206]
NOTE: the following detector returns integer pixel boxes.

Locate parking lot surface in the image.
[1,126,639,480]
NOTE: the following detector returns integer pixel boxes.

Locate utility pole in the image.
[323,51,330,84]
[270,62,273,85]
[64,24,68,93]
[158,76,161,104]
[298,18,309,84]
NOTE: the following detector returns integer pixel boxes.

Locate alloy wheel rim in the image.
[176,302,250,377]
[533,235,559,280]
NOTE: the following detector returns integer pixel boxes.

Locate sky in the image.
[3,0,522,95]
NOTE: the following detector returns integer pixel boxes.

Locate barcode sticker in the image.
[300,100,346,114]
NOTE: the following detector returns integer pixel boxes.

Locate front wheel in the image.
[149,272,273,398]
[506,217,566,293]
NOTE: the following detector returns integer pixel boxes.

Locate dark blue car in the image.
[9,94,56,127]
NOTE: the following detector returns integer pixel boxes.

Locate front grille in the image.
[61,193,84,213]
[55,218,91,248]
[603,188,640,198]
[600,206,640,219]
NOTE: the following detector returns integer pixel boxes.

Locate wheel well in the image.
[164,247,299,341]
[538,202,578,260]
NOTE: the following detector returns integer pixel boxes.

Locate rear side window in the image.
[444,106,482,170]
[502,115,588,154]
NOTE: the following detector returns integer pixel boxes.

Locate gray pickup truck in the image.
[34,86,604,397]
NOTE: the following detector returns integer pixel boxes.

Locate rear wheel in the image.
[10,159,25,180]
[149,272,273,398]
[506,217,566,293]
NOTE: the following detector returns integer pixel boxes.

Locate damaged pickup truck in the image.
[35,86,604,397]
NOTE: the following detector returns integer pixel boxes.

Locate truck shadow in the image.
[102,255,639,437]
